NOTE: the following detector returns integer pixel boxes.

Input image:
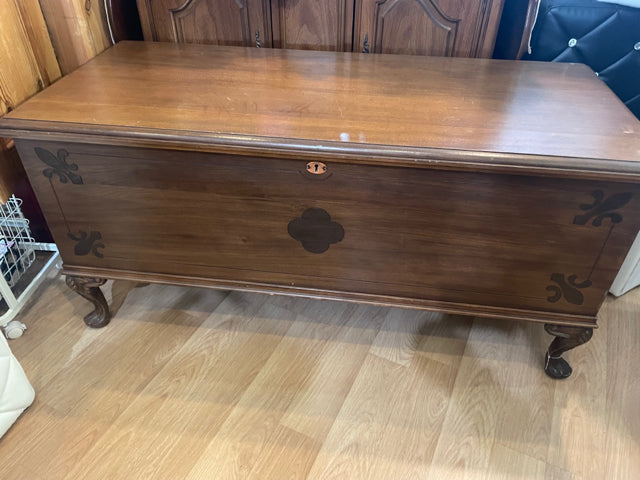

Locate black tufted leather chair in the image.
[522,0,640,119]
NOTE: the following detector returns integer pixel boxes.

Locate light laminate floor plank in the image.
[64,292,293,480]
[0,274,638,480]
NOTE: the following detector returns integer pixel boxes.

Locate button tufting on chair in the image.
[524,0,640,119]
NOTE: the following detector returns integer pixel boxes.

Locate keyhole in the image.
[306,161,328,175]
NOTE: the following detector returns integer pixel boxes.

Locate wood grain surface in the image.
[0,1,52,116]
[38,0,111,75]
[271,0,354,51]
[0,0,61,203]
[12,0,62,86]
[15,139,640,323]
[0,273,638,479]
[2,42,640,179]
[137,0,273,48]
[135,0,503,55]
[353,0,505,58]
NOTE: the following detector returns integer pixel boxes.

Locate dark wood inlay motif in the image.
[573,189,632,226]
[546,189,633,305]
[288,208,344,254]
[68,231,105,258]
[35,147,83,184]
[546,273,592,306]
[33,146,106,259]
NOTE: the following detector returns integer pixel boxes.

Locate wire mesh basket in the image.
[0,196,36,288]
[0,195,59,338]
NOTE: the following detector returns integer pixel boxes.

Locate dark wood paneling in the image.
[0,144,22,203]
[136,0,505,54]
[271,0,354,51]
[137,0,272,47]
[1,146,52,242]
[357,0,461,56]
[105,0,144,42]
[492,0,537,59]
[16,140,640,321]
[354,0,505,57]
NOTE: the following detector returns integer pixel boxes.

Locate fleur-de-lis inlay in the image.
[35,147,83,184]
[288,208,344,254]
[546,273,592,305]
[573,190,632,226]
[68,231,105,258]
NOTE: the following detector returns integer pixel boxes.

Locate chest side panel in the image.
[17,140,640,318]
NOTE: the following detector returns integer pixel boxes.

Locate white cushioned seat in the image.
[0,334,34,439]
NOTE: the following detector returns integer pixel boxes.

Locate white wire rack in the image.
[0,195,59,338]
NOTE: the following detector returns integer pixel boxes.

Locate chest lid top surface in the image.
[2,41,640,177]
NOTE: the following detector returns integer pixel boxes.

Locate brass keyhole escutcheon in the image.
[306,161,327,175]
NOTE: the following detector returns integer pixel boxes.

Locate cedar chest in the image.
[2,42,640,378]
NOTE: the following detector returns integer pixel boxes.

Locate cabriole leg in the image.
[544,324,593,379]
[65,276,111,328]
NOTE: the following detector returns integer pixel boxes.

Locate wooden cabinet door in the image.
[137,0,272,47]
[353,0,505,57]
[271,0,354,51]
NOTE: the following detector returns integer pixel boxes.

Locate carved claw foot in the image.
[543,324,593,379]
[65,276,111,328]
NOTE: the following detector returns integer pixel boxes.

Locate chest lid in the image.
[1,41,640,180]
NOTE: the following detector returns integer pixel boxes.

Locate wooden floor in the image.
[1,272,638,480]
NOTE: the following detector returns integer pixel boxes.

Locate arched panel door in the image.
[354,0,505,57]
[137,0,272,47]
[271,0,354,51]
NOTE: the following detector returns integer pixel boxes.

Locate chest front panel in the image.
[18,140,640,318]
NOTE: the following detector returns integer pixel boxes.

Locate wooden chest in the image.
[2,42,640,378]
